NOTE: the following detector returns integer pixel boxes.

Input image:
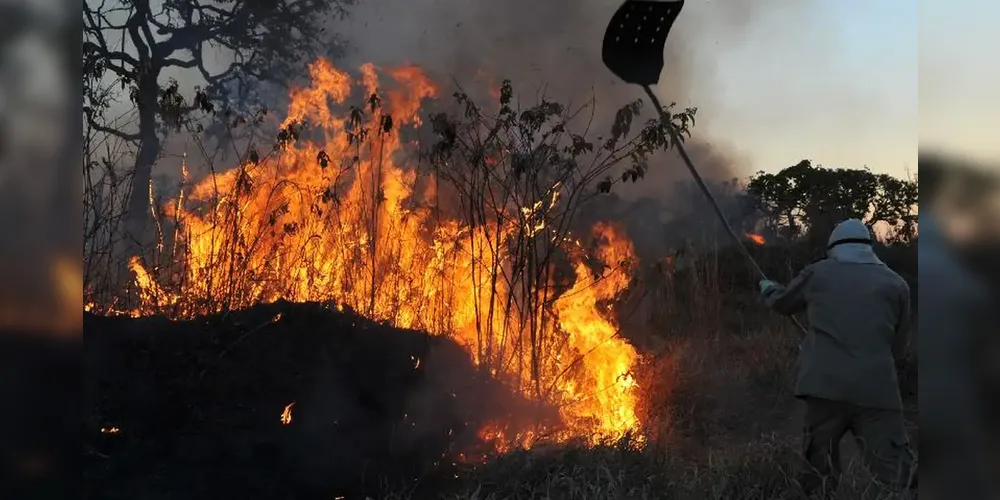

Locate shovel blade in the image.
[602,0,685,86]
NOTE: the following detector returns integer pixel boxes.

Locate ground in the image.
[83,298,917,500]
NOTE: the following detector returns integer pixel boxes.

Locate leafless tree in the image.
[83,0,357,253]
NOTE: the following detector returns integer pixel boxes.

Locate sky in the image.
[919,0,1000,165]
[670,0,920,178]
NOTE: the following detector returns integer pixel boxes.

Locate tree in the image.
[746,160,918,245]
[83,0,356,252]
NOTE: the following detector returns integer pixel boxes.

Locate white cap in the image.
[828,218,872,249]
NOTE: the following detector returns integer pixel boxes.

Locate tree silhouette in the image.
[746,160,917,245]
[83,0,356,251]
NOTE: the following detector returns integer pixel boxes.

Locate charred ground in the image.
[84,300,546,499]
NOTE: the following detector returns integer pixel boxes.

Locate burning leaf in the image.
[317,150,331,168]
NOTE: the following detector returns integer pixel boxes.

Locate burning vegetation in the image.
[87,58,696,453]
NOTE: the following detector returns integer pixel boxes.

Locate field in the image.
[82,59,919,500]
[83,248,918,499]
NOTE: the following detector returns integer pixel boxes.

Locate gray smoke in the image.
[319,0,813,259]
[147,0,818,261]
[326,0,812,196]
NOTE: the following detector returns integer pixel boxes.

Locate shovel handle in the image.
[642,85,808,335]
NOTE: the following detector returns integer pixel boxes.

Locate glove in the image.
[758,279,778,294]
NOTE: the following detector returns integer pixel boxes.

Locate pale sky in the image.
[669,0,921,178]
[919,0,1000,166]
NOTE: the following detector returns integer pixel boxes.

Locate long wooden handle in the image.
[642,85,808,335]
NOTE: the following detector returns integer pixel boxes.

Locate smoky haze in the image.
[106,0,816,196]
[142,0,816,262]
[327,0,811,198]
[318,0,816,258]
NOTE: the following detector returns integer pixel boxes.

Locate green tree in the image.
[746,160,917,245]
[83,0,356,252]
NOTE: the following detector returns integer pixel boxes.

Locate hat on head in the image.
[828,218,872,249]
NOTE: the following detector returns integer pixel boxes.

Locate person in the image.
[759,218,914,497]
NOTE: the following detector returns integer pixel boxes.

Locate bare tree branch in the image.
[86,114,141,142]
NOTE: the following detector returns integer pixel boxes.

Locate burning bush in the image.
[84,59,698,450]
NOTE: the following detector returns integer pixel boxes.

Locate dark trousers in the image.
[800,397,915,497]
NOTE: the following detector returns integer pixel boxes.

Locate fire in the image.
[115,59,644,450]
[551,222,641,444]
[100,427,120,434]
[127,255,176,317]
[746,233,766,246]
[280,402,295,425]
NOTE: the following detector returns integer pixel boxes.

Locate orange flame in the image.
[746,233,766,246]
[280,402,295,425]
[117,59,643,451]
[551,222,641,444]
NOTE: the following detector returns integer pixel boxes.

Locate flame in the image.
[746,233,766,246]
[280,402,295,425]
[127,255,176,317]
[111,59,644,451]
[552,222,640,444]
[100,427,120,434]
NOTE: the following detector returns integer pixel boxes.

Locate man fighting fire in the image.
[758,218,914,496]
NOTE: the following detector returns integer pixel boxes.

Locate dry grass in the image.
[407,435,912,500]
[393,270,919,500]
[396,315,918,500]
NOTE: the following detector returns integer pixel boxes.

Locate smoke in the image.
[145,0,824,264]
[328,0,814,196]
[317,0,816,259]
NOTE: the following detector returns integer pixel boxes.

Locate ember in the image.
[746,233,766,246]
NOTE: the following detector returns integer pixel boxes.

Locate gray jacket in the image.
[764,234,910,410]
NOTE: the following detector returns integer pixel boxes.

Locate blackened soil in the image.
[84,301,529,500]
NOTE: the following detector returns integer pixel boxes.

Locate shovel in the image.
[602,0,807,334]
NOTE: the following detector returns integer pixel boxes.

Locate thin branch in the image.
[87,115,142,142]
[162,56,199,68]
